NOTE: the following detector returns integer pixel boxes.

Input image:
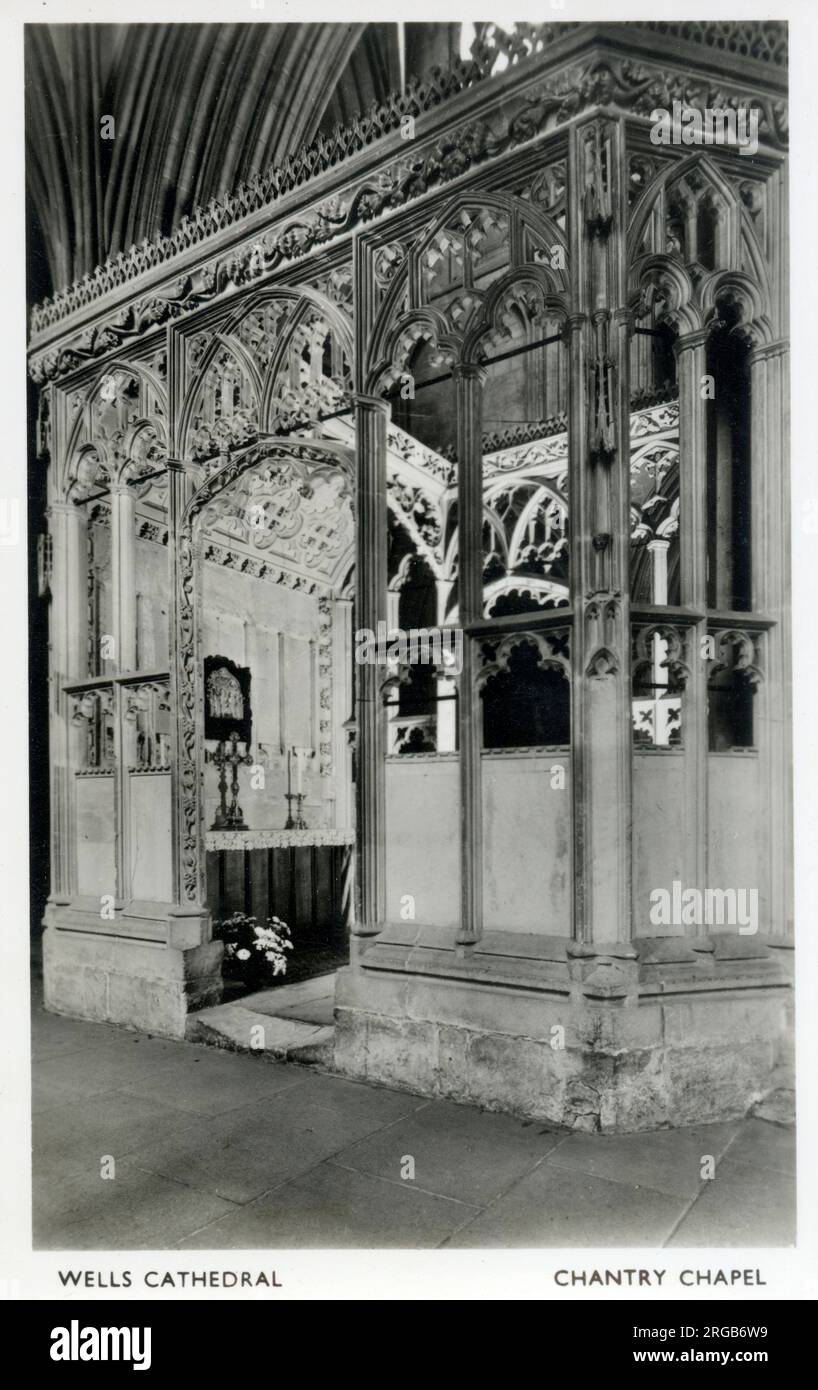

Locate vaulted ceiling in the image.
[25,22,460,303]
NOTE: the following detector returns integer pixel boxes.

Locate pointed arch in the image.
[175,436,355,904]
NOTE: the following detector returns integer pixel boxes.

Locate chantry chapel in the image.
[27,20,791,1130]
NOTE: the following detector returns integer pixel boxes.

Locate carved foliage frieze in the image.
[30,49,787,383]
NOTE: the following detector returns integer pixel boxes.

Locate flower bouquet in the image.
[213,911,293,988]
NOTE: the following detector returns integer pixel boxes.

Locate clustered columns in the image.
[568,116,633,953]
[671,326,792,940]
[750,341,791,938]
[352,395,390,952]
[109,478,137,674]
[45,498,88,906]
[674,329,710,915]
[454,361,485,947]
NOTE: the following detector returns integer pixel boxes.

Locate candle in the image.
[295,748,303,794]
[287,748,292,798]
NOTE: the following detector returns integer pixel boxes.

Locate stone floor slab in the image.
[665,1158,795,1247]
[33,1160,235,1250]
[125,1075,422,1205]
[31,1010,128,1061]
[179,1160,478,1249]
[545,1121,741,1199]
[284,1069,427,1129]
[124,1099,337,1205]
[450,1164,690,1248]
[722,1118,796,1176]
[119,1046,308,1117]
[335,1098,562,1205]
[33,1089,204,1182]
[32,1036,185,1111]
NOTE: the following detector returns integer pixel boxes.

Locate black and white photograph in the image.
[2,0,816,1317]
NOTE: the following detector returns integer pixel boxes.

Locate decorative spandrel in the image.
[199,457,354,577]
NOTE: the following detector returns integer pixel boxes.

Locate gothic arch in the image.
[258,291,353,428]
[699,270,775,347]
[174,437,354,904]
[365,188,568,389]
[61,357,168,498]
[463,264,570,364]
[178,286,354,458]
[628,154,739,261]
[627,153,774,338]
[629,253,701,336]
[368,308,457,396]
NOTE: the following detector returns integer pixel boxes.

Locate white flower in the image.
[236,948,251,961]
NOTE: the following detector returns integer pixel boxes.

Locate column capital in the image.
[108,478,136,500]
[749,338,789,364]
[674,328,710,355]
[453,361,487,384]
[355,393,391,416]
[48,499,85,519]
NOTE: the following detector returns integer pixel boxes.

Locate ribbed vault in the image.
[25,22,456,302]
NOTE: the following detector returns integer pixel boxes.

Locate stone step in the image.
[186,1001,334,1065]
[242,971,337,1014]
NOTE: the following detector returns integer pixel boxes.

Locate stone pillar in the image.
[110,481,137,674]
[386,587,400,631]
[353,396,389,947]
[568,118,633,952]
[647,537,669,608]
[647,539,671,743]
[108,482,137,907]
[454,362,484,945]
[384,587,400,754]
[675,331,710,919]
[750,340,791,937]
[332,595,354,829]
[435,578,457,752]
[46,500,88,903]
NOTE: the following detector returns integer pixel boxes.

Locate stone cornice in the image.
[28,25,788,386]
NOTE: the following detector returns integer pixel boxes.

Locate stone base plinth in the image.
[333,934,793,1132]
[42,916,223,1038]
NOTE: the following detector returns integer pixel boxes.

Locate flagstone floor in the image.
[31,989,795,1251]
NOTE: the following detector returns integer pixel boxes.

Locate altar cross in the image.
[205,730,253,830]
